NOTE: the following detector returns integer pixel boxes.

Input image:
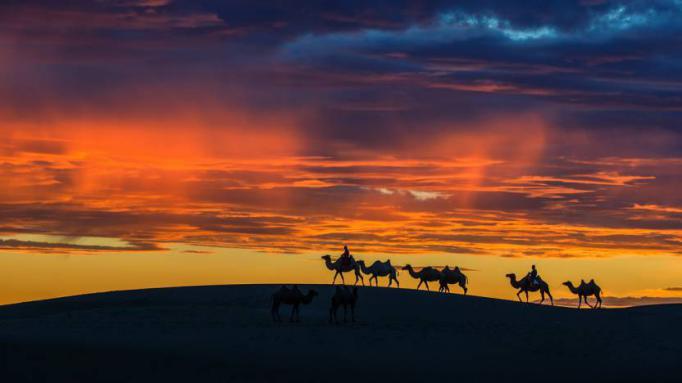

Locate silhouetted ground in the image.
[0,284,680,382]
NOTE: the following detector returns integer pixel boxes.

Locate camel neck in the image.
[406,267,420,278]
[566,283,579,294]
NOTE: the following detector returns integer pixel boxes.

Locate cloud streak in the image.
[1,0,682,262]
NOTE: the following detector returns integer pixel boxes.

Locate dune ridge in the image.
[0,284,679,382]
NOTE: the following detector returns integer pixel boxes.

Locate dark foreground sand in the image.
[0,284,679,382]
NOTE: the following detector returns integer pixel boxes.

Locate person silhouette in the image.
[528,265,539,287]
[340,245,352,266]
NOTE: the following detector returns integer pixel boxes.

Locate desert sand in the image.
[0,284,679,382]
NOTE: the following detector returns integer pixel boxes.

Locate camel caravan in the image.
[320,247,604,308]
[272,246,605,322]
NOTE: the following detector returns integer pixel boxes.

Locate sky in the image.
[1,0,682,305]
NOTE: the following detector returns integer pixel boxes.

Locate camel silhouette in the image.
[438,266,468,294]
[271,285,318,322]
[506,273,553,305]
[329,286,358,323]
[357,260,399,287]
[563,279,603,309]
[403,264,442,291]
[321,255,364,286]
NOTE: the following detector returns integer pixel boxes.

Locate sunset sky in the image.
[1,0,682,305]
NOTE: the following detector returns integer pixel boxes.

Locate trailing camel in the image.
[329,286,358,323]
[271,285,318,322]
[357,260,399,287]
[563,279,603,308]
[402,264,442,291]
[321,255,364,286]
[505,273,553,305]
[438,266,468,294]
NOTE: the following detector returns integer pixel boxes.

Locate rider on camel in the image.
[528,265,540,287]
[340,245,352,267]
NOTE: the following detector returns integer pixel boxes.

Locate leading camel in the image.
[439,266,468,294]
[357,260,399,287]
[563,279,602,309]
[403,264,442,291]
[321,255,364,286]
[505,273,553,305]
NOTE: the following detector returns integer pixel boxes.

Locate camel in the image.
[563,279,603,309]
[357,260,399,287]
[271,285,318,322]
[505,273,553,305]
[329,286,358,323]
[438,266,468,294]
[321,255,364,286]
[402,264,442,291]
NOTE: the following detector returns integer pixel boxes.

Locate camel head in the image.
[505,273,515,279]
[562,281,572,287]
[402,264,412,271]
[321,255,331,261]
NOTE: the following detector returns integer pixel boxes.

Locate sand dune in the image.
[0,284,680,382]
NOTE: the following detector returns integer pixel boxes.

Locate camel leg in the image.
[340,271,346,285]
[578,296,582,309]
[393,276,399,288]
[596,294,602,308]
[416,280,423,290]
[547,290,554,306]
[332,271,340,285]
[525,290,529,303]
[354,269,364,286]
[516,289,523,302]
[539,291,545,304]
[584,296,594,309]
[424,281,430,291]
